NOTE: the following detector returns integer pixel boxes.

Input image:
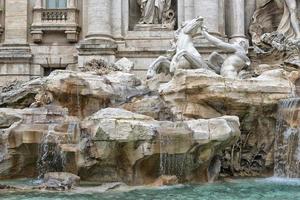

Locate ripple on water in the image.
[2,178,300,200]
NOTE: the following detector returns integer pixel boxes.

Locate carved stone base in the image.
[134,24,174,31]
[77,38,117,66]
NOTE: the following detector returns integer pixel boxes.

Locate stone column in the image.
[85,0,113,41]
[112,0,123,40]
[229,0,247,43]
[77,0,117,65]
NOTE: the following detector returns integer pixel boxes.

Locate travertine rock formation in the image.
[0,69,241,185]
[0,54,298,183]
[159,68,294,176]
[79,108,240,184]
[160,68,293,118]
[1,70,149,118]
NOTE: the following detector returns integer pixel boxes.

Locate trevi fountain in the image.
[1,0,300,199]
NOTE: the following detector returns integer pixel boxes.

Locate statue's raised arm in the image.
[202,29,236,52]
[202,27,250,79]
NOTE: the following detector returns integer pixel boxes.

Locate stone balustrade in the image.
[31,7,80,43]
[42,9,68,21]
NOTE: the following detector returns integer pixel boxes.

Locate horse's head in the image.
[181,16,204,36]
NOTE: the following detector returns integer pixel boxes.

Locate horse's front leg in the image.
[147,56,171,79]
[182,52,208,69]
[170,50,187,73]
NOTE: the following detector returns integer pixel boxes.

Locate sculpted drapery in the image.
[257,0,300,39]
[137,0,172,24]
[277,0,300,39]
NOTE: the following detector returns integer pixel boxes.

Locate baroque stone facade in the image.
[0,0,254,86]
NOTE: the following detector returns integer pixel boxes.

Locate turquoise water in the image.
[1,178,300,200]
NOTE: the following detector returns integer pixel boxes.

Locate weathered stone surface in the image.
[114,58,134,73]
[45,70,149,117]
[159,68,295,177]
[1,70,149,118]
[83,108,156,141]
[0,105,240,184]
[0,106,80,179]
[120,95,174,120]
[43,172,80,189]
[79,108,240,184]
[0,112,21,129]
[160,69,293,118]
[151,175,178,186]
[0,78,43,108]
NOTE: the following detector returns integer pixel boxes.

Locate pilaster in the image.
[77,0,117,65]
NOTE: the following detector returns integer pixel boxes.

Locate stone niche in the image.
[128,0,178,31]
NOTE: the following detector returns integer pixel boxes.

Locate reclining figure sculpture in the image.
[146,16,209,79]
[201,27,250,79]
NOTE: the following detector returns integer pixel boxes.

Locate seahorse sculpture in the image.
[147,16,209,79]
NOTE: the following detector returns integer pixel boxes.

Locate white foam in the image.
[256,177,300,185]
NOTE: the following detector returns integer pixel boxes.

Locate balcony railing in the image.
[42,9,68,21]
[31,7,80,43]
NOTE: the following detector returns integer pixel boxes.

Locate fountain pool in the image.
[1,178,300,200]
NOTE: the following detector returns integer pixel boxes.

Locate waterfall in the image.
[37,123,65,178]
[274,98,300,178]
[36,121,78,179]
[158,131,194,180]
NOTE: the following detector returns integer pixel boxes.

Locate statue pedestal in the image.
[134,23,174,31]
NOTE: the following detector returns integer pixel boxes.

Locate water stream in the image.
[37,123,65,178]
[158,132,194,180]
[274,98,300,178]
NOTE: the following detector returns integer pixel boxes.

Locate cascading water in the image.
[36,119,79,179]
[274,98,300,178]
[37,123,65,178]
[158,131,195,180]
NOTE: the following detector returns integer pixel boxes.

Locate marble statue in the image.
[201,27,250,79]
[146,16,209,79]
[137,0,174,25]
[277,0,300,40]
